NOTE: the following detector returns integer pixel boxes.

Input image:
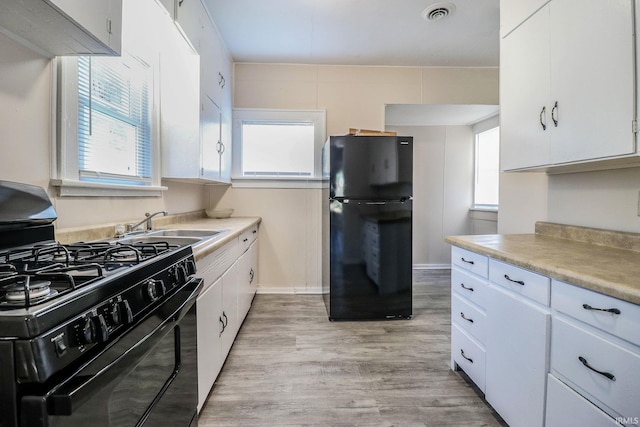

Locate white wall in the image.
[0,1,208,231]
[387,125,477,268]
[498,171,548,233]
[219,63,499,291]
[547,168,640,232]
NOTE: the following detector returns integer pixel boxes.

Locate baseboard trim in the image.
[413,263,451,270]
[257,285,324,295]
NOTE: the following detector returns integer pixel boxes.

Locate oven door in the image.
[21,278,202,427]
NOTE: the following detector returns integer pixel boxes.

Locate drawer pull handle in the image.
[460,349,473,363]
[504,274,525,286]
[578,356,615,381]
[582,304,621,315]
[460,283,474,292]
[460,312,474,323]
[461,257,475,265]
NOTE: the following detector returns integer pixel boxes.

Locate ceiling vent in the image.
[422,2,456,21]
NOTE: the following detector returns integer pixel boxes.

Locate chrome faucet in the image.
[126,211,168,233]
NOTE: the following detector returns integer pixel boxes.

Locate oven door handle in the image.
[39,278,202,417]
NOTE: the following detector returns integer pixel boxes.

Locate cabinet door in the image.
[500,5,551,170]
[221,261,240,356]
[500,0,550,37]
[201,95,222,180]
[160,26,201,179]
[196,277,223,411]
[549,0,636,164]
[175,0,203,47]
[157,0,175,19]
[545,374,620,427]
[219,48,233,184]
[485,284,550,427]
[237,240,258,322]
[50,0,122,53]
[200,16,222,101]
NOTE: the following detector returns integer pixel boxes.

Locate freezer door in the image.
[329,136,412,199]
[328,199,412,320]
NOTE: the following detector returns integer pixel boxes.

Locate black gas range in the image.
[0,181,201,427]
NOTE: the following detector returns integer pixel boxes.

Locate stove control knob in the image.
[93,314,109,343]
[80,317,95,344]
[109,300,134,326]
[174,265,188,285]
[80,314,109,344]
[184,260,197,276]
[145,279,166,301]
[109,302,121,325]
[119,300,134,325]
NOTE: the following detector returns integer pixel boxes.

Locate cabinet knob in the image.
[551,101,559,127]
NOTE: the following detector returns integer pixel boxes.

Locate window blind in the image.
[77,55,152,186]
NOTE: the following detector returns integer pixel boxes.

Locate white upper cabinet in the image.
[548,0,636,165]
[0,0,122,56]
[160,23,202,181]
[500,0,637,172]
[500,0,550,37]
[158,0,233,184]
[175,0,203,48]
[500,7,551,170]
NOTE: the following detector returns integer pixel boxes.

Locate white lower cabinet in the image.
[195,226,259,412]
[451,245,640,426]
[196,276,222,411]
[237,240,258,321]
[485,282,550,427]
[451,323,486,392]
[545,374,620,427]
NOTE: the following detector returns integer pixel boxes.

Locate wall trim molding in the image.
[257,285,324,295]
[413,263,451,270]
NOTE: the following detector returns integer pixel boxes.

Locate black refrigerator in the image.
[322,135,413,320]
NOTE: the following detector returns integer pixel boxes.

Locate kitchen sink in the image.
[114,229,230,247]
[116,235,203,246]
[147,229,225,238]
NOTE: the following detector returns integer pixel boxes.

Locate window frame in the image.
[471,115,500,211]
[231,108,326,188]
[51,53,165,197]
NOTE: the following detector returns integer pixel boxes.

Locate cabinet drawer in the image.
[239,224,258,253]
[489,259,550,306]
[451,267,489,310]
[451,324,486,392]
[551,316,640,419]
[197,238,239,292]
[452,293,487,345]
[552,279,640,347]
[545,374,620,427]
[451,247,488,278]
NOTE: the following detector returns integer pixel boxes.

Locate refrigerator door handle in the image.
[366,201,386,205]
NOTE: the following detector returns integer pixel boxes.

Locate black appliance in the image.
[0,181,201,427]
[322,135,413,320]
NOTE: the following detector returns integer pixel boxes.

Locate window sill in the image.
[470,205,498,213]
[51,179,167,197]
[231,176,325,189]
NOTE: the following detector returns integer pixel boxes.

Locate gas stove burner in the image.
[5,278,53,302]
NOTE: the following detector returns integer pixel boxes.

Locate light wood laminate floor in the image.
[198,270,505,426]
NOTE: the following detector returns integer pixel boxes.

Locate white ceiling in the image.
[202,0,500,67]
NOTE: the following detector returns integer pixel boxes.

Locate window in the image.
[232,109,326,186]
[52,0,166,197]
[53,51,163,197]
[77,55,152,185]
[473,122,500,209]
